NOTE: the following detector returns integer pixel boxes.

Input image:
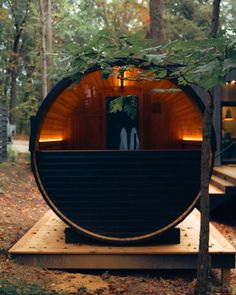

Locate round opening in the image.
[32,67,204,243]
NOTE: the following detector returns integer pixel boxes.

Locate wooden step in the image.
[209,184,228,212]
[210,175,234,192]
[209,183,225,195]
[213,166,236,185]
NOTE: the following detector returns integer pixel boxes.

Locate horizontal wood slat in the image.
[36,150,201,241]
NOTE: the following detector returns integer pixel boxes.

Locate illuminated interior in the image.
[37,68,203,151]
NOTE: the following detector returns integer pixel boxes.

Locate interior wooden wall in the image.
[38,68,203,150]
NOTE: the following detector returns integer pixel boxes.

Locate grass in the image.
[6,144,30,164]
[23,152,30,163]
[0,276,108,295]
[7,145,17,163]
[0,276,66,295]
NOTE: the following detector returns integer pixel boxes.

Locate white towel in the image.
[119,128,128,150]
[130,127,139,150]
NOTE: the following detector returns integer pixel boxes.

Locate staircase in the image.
[209,165,236,212]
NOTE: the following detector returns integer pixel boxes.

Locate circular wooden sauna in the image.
[31,63,209,244]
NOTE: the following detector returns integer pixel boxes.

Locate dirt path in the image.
[10,139,29,154]
[0,161,235,294]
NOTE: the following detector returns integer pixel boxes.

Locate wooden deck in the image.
[209,165,236,212]
[214,165,236,184]
[9,209,235,286]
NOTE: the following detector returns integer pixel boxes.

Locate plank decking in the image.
[9,209,235,286]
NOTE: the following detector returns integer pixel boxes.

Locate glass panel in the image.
[221,81,236,102]
[222,106,236,162]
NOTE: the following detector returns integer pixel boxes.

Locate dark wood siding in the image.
[36,150,201,241]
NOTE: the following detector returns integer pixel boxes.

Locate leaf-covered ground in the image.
[0,160,235,295]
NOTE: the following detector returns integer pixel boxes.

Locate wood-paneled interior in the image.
[38,69,203,150]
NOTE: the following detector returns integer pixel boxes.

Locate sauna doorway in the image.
[106,96,139,150]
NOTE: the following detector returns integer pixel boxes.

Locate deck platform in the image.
[9,209,235,286]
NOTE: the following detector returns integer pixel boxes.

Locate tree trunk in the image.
[45,0,53,90]
[8,0,30,123]
[196,2,221,293]
[9,64,17,123]
[9,32,21,124]
[210,0,221,37]
[0,101,7,162]
[149,0,163,45]
[196,92,213,295]
[38,0,48,99]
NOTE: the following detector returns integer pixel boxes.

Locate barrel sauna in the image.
[30,61,212,244]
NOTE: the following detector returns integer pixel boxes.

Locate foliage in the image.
[23,151,30,163]
[94,0,148,35]
[7,145,17,162]
[109,95,138,119]
[62,30,236,123]
[164,0,212,40]
[64,30,236,92]
[60,31,148,82]
[152,31,236,89]
[1,0,236,134]
[0,275,65,295]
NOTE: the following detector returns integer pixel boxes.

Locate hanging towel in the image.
[119,128,128,150]
[130,127,139,150]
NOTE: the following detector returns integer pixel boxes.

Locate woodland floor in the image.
[0,155,235,294]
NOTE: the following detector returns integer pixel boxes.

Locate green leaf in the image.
[150,88,182,93]
[101,67,113,79]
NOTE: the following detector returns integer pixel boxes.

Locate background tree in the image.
[96,0,148,35]
[45,0,53,90]
[6,0,30,123]
[210,0,221,37]
[38,0,48,99]
[164,0,212,40]
[149,0,163,45]
[1,0,236,137]
[0,0,11,105]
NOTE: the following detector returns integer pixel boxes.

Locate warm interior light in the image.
[224,118,234,121]
[123,71,127,86]
[39,138,64,142]
[118,72,125,87]
[118,76,122,87]
[225,80,236,85]
[118,70,127,87]
[182,136,202,141]
[223,109,234,121]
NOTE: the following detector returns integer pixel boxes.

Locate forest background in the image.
[0,0,236,135]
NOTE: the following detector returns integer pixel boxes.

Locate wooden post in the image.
[221,268,231,288]
[0,101,7,162]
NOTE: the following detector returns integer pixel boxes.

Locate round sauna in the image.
[31,62,209,244]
